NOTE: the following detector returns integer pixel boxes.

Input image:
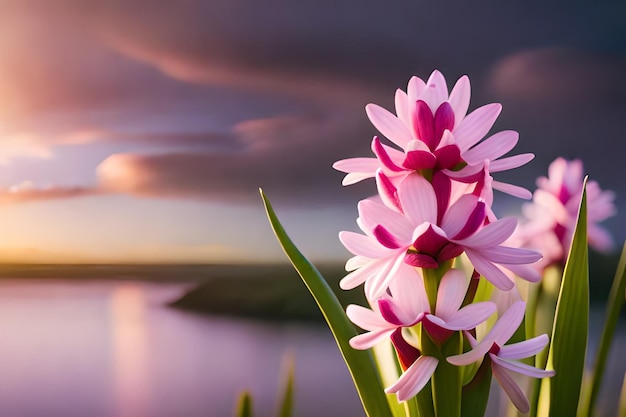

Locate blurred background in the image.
[0,1,624,416]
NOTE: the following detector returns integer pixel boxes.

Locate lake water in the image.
[0,279,622,417]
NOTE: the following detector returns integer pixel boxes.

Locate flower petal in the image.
[454,103,502,152]
[366,103,412,148]
[489,153,534,172]
[465,250,515,291]
[398,174,438,225]
[492,355,556,379]
[492,360,530,413]
[339,231,391,258]
[444,302,496,330]
[498,334,550,360]
[492,180,533,199]
[462,130,519,164]
[395,88,411,126]
[460,217,517,248]
[385,356,439,401]
[349,328,395,350]
[448,75,470,127]
[435,269,469,319]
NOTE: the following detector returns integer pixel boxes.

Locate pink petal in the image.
[444,302,496,330]
[435,269,469,319]
[340,258,381,290]
[378,298,409,326]
[441,194,480,238]
[373,225,403,249]
[492,355,556,379]
[395,88,411,126]
[398,174,438,225]
[448,75,470,127]
[349,328,395,350]
[492,360,530,413]
[489,153,534,172]
[345,255,368,271]
[446,338,491,366]
[460,217,517,248]
[339,231,391,258]
[498,334,550,360]
[464,250,515,291]
[367,252,406,299]
[342,172,376,186]
[478,246,542,265]
[454,103,502,152]
[403,150,437,170]
[433,102,455,147]
[372,137,404,172]
[433,143,462,170]
[375,170,403,213]
[489,301,526,345]
[358,199,412,243]
[346,304,388,331]
[462,130,519,164]
[501,263,542,283]
[491,180,532,199]
[404,252,438,268]
[385,356,439,401]
[366,103,412,148]
[421,70,448,111]
[414,100,436,149]
[451,200,486,240]
[407,76,426,105]
[390,266,431,315]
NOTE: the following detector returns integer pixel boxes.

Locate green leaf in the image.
[235,391,253,417]
[261,190,394,417]
[582,241,626,416]
[461,358,492,417]
[537,178,589,417]
[276,354,295,417]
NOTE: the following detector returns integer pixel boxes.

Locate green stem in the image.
[422,329,462,417]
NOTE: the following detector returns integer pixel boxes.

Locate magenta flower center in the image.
[404,224,464,269]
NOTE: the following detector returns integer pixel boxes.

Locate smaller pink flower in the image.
[447,301,555,413]
[517,157,616,267]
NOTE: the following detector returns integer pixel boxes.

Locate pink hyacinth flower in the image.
[447,301,555,413]
[518,157,616,267]
[333,70,534,199]
[348,269,495,402]
[339,174,541,298]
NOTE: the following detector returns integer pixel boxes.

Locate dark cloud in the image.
[0,0,625,231]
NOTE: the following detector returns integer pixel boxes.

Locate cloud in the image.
[488,47,626,106]
[0,181,103,204]
[95,113,374,205]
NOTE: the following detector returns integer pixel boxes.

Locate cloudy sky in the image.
[0,1,624,263]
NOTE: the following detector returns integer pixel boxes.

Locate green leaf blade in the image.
[538,178,589,417]
[583,241,626,416]
[261,190,393,417]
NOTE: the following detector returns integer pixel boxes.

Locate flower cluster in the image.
[335,70,555,412]
[516,157,616,270]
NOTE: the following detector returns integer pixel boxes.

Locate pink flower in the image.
[447,301,555,413]
[339,174,541,298]
[517,157,616,267]
[347,269,496,402]
[333,70,534,199]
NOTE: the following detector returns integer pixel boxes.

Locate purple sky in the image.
[0,1,624,263]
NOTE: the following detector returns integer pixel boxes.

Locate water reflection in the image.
[0,279,363,417]
[110,283,149,417]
